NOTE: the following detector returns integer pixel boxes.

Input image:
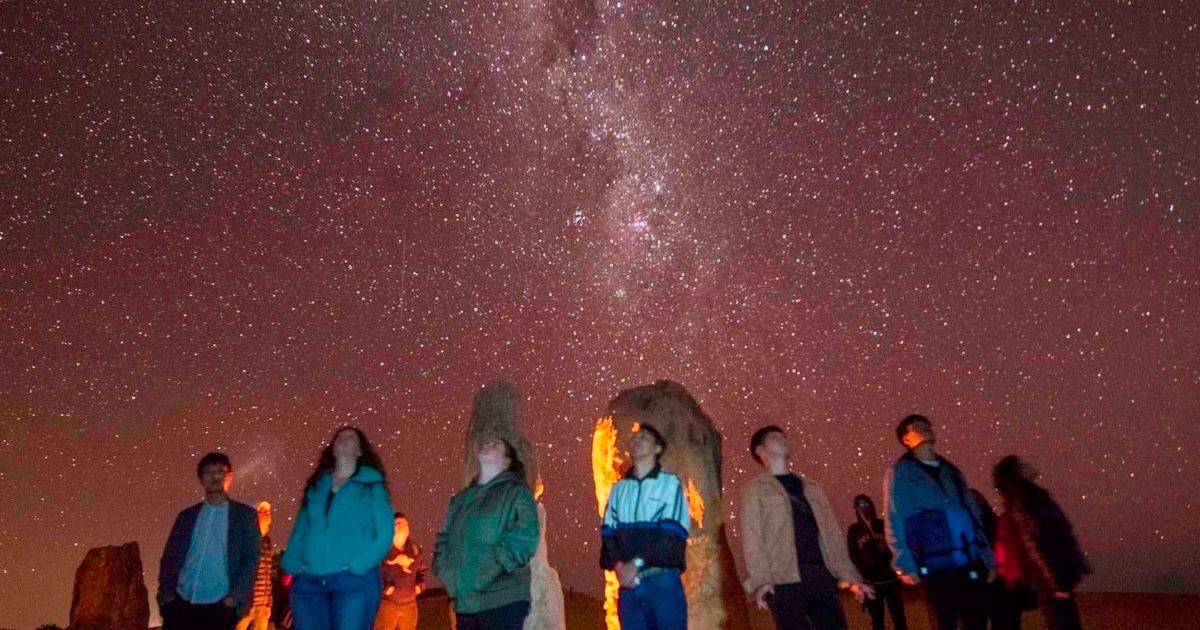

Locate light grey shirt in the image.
[178,501,230,604]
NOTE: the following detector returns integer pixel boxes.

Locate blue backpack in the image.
[903,464,984,574]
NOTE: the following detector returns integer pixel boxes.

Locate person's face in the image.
[257,504,273,535]
[477,438,510,468]
[199,463,231,494]
[757,430,789,461]
[393,517,410,546]
[629,430,662,460]
[901,420,936,450]
[855,497,876,519]
[332,429,363,460]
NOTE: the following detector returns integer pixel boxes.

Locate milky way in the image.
[2,1,1198,625]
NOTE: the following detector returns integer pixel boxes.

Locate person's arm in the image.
[883,467,917,577]
[433,494,461,597]
[157,510,188,606]
[808,483,864,587]
[1013,497,1062,592]
[280,503,310,576]
[958,469,996,570]
[348,484,396,574]
[493,486,540,573]
[229,506,262,610]
[599,492,619,570]
[739,485,772,594]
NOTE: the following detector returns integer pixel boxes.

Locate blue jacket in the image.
[599,465,690,571]
[158,499,260,617]
[883,453,995,576]
[281,465,394,576]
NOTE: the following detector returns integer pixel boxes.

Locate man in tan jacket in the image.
[740,425,874,630]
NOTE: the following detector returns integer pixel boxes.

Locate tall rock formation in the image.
[592,380,751,630]
[68,541,150,630]
[461,381,566,630]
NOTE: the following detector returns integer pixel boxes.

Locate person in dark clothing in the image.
[847,495,906,630]
[374,512,428,630]
[158,452,261,630]
[993,456,1090,630]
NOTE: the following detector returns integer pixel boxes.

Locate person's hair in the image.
[197,452,231,478]
[636,423,667,460]
[993,455,1028,495]
[895,414,930,445]
[394,511,407,520]
[853,494,874,509]
[302,426,388,506]
[749,425,784,465]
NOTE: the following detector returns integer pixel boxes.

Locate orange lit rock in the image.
[68,541,150,630]
[593,380,751,630]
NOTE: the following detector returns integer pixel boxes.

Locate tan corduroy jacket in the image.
[740,471,864,594]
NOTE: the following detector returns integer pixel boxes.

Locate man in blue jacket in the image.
[158,452,261,630]
[883,415,994,630]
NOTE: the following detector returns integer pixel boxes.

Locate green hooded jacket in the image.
[433,470,539,614]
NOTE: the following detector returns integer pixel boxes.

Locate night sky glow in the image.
[2,1,1199,626]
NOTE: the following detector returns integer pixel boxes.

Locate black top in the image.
[775,474,825,565]
[846,518,897,584]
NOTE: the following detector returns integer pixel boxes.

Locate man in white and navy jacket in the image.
[599,423,691,630]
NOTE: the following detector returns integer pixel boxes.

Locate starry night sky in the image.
[2,0,1199,626]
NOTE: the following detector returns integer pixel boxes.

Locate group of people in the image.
[155,414,1088,630]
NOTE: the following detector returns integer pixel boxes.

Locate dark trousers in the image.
[770,564,848,630]
[1039,595,1082,630]
[922,568,988,630]
[456,600,531,630]
[863,581,907,630]
[617,569,688,630]
[162,598,238,630]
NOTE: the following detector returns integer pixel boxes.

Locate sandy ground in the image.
[410,589,1200,630]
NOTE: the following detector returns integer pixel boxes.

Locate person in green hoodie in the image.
[282,426,395,630]
[434,437,540,630]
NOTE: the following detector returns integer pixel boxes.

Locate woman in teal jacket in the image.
[434,438,539,630]
[282,426,395,630]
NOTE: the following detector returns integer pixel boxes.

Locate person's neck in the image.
[477,463,504,485]
[766,454,790,476]
[632,456,657,478]
[394,536,409,551]
[912,444,937,463]
[333,458,357,480]
[203,491,229,506]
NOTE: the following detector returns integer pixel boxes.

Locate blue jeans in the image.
[291,569,382,630]
[617,568,687,630]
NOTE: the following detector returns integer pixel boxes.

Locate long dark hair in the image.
[302,426,388,505]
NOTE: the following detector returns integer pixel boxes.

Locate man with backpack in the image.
[883,415,994,630]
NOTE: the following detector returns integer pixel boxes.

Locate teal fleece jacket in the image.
[433,470,539,614]
[281,465,395,576]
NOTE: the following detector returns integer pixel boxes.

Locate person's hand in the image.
[753,584,775,610]
[850,583,875,604]
[415,584,425,596]
[900,573,920,586]
[397,554,416,572]
[221,596,237,608]
[1053,591,1072,600]
[384,585,396,596]
[614,561,639,588]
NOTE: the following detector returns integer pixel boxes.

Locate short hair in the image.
[749,425,784,465]
[895,414,930,444]
[393,511,407,520]
[636,423,667,456]
[197,452,231,478]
